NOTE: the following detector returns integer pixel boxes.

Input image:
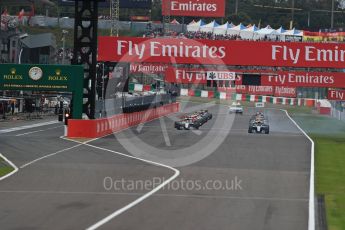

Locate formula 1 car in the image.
[248,112,269,134]
[174,110,212,130]
[229,102,243,114]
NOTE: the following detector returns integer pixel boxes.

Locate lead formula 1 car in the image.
[248,112,269,134]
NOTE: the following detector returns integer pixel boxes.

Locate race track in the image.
[0,102,311,230]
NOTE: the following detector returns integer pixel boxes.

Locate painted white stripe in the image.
[15,125,61,137]
[0,121,59,134]
[283,110,315,230]
[0,153,18,181]
[159,117,171,146]
[15,129,44,136]
[19,144,82,169]
[83,142,180,230]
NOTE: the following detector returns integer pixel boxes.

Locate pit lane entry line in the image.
[80,142,180,230]
[59,136,180,230]
[0,121,59,134]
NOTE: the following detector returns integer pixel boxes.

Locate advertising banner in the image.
[206,71,236,81]
[162,0,225,17]
[99,36,345,69]
[328,89,345,100]
[261,71,345,88]
[165,68,207,84]
[235,85,247,94]
[130,63,168,74]
[274,86,297,97]
[248,86,274,95]
[0,64,83,118]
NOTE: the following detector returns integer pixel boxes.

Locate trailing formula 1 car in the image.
[229,102,243,114]
[174,110,212,130]
[248,112,269,134]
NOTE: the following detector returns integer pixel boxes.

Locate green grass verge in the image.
[0,157,14,178]
[292,114,345,230]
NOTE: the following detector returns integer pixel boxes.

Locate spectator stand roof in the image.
[227,23,246,36]
[200,20,219,33]
[213,22,234,35]
[187,19,205,32]
[240,24,259,39]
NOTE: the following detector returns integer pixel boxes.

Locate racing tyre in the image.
[265,130,269,134]
[248,128,252,133]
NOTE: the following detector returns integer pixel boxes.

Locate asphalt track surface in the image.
[0,102,311,230]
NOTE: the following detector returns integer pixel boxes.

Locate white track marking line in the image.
[19,144,82,169]
[0,121,59,134]
[15,129,45,136]
[159,117,171,146]
[15,126,61,137]
[82,142,180,230]
[0,190,308,202]
[136,123,144,133]
[282,109,315,230]
[0,153,18,181]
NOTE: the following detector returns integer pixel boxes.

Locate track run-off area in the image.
[0,101,312,230]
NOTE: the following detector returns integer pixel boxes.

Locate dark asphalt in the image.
[0,102,311,230]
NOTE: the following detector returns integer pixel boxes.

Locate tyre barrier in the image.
[67,102,180,138]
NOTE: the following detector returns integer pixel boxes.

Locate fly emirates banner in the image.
[165,67,345,88]
[162,0,225,17]
[98,36,345,69]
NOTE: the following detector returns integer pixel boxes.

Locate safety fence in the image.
[67,103,179,138]
[180,88,316,107]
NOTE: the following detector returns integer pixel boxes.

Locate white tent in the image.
[171,19,180,24]
[283,28,303,36]
[281,28,303,41]
[187,19,205,32]
[227,23,246,36]
[213,22,233,35]
[240,24,259,39]
[254,25,280,40]
[275,26,286,34]
[200,20,219,33]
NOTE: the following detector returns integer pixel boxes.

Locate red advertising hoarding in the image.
[130,63,168,74]
[261,71,345,88]
[328,89,345,100]
[98,36,345,69]
[248,86,274,95]
[274,86,297,97]
[165,67,345,88]
[162,0,225,17]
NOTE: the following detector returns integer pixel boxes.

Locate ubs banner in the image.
[0,64,84,118]
[98,36,345,68]
[162,0,225,17]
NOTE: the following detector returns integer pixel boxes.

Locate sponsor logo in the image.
[48,69,68,81]
[3,68,23,80]
[116,40,226,60]
[272,45,345,64]
[162,0,225,17]
[206,71,235,81]
[328,89,345,100]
